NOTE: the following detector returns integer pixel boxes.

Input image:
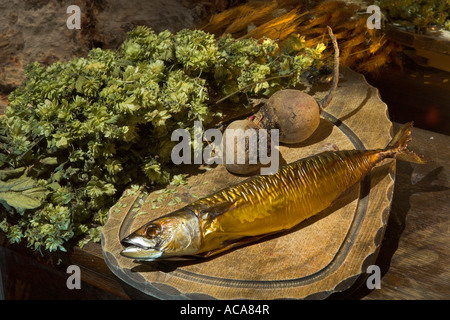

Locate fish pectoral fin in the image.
[200,201,235,220]
[196,233,275,258]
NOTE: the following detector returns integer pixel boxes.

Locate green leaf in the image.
[105,115,121,124]
[55,136,68,148]
[75,76,87,93]
[170,174,187,186]
[0,167,26,181]
[40,157,59,165]
[0,175,49,213]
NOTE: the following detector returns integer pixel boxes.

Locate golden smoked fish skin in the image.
[120,122,426,261]
[195,150,380,253]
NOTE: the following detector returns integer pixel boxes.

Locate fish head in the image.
[120,209,202,261]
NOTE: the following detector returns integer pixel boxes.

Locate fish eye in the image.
[145,223,161,237]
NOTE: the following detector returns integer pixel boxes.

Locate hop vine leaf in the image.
[0,173,49,214]
[377,0,450,31]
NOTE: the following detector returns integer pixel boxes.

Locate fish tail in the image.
[385,122,427,164]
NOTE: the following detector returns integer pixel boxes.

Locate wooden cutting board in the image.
[101,67,396,299]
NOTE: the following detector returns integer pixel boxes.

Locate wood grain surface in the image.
[101,66,396,299]
[350,123,450,300]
